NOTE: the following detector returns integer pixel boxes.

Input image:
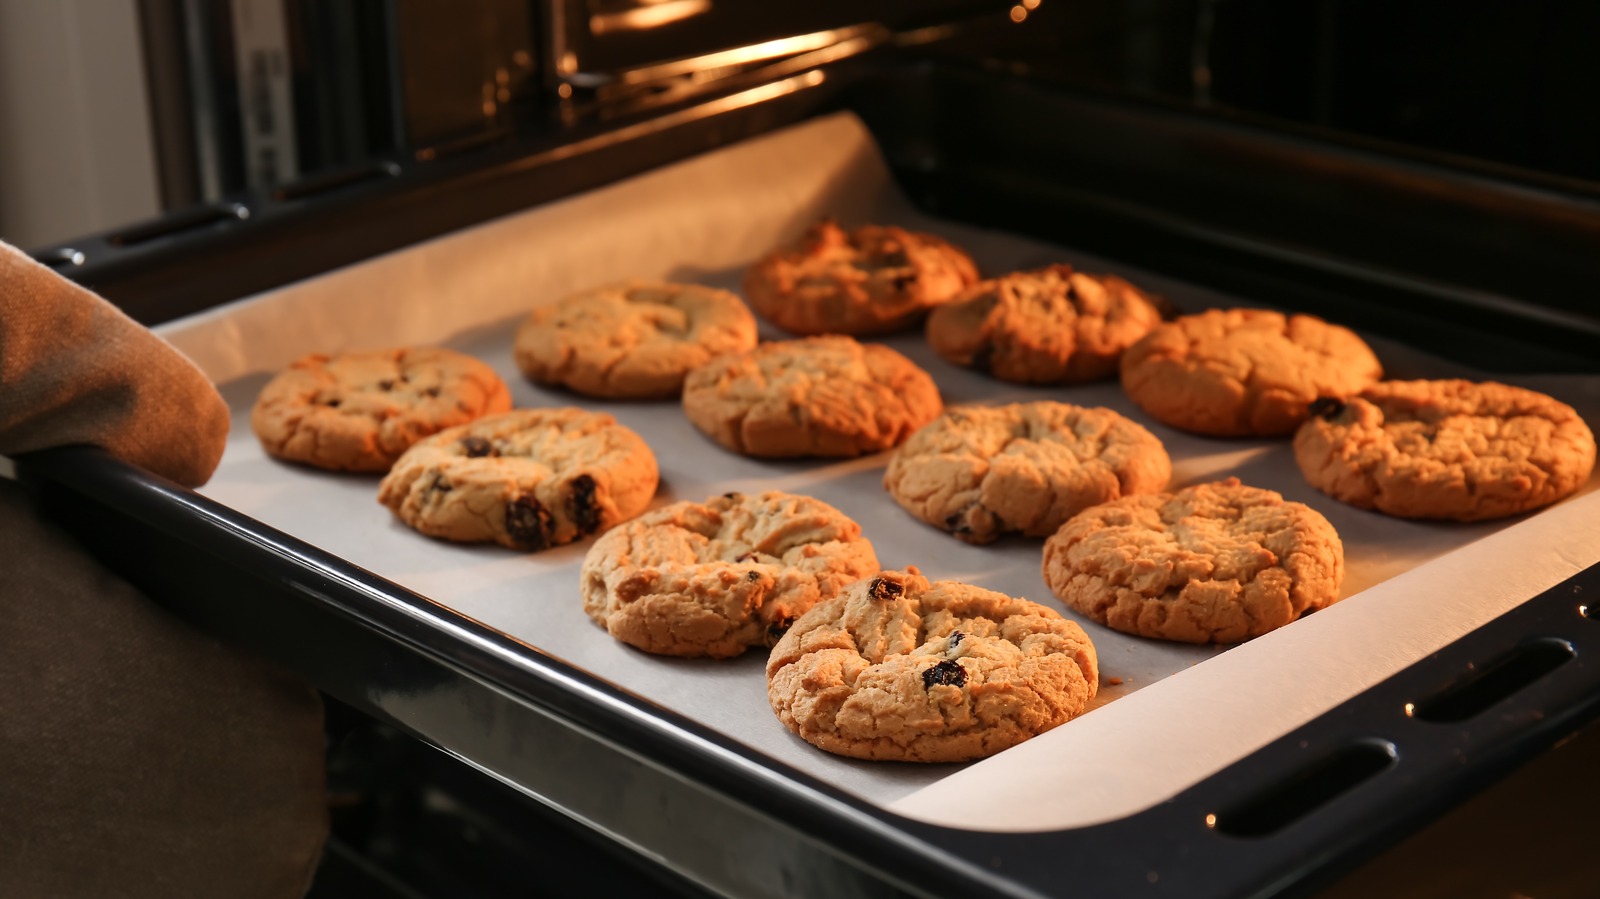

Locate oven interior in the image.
[15,3,1600,897]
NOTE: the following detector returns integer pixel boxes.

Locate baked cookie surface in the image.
[926,264,1164,383]
[766,568,1099,763]
[1294,379,1597,521]
[377,408,658,550]
[581,491,879,658]
[251,347,512,472]
[1042,478,1344,643]
[884,402,1171,544]
[1120,308,1383,437]
[743,219,979,336]
[513,281,758,399]
[682,336,942,458]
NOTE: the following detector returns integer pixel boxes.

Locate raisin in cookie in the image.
[743,219,979,336]
[884,402,1171,544]
[683,336,942,458]
[377,408,657,551]
[513,281,758,399]
[1120,308,1382,437]
[1294,379,1597,521]
[926,265,1165,383]
[252,347,512,472]
[581,491,879,658]
[1042,478,1344,644]
[767,568,1099,763]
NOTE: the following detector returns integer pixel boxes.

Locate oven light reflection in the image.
[1204,813,1217,828]
[591,0,712,35]
[580,26,875,89]
[1403,702,1417,717]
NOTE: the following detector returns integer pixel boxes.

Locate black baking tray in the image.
[18,56,1600,898]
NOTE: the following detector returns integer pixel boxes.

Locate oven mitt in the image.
[0,241,327,898]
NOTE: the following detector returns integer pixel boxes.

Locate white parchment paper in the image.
[159,113,1600,832]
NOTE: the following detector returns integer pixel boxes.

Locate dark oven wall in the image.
[32,0,1600,373]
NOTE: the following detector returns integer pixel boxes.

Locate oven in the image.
[16,2,1600,897]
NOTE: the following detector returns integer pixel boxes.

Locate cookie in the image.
[377,408,658,550]
[1294,379,1597,521]
[513,281,759,399]
[682,336,942,458]
[251,347,512,472]
[766,568,1098,762]
[926,264,1165,383]
[1120,308,1383,437]
[581,491,879,658]
[1042,478,1344,643]
[884,402,1171,544]
[743,219,979,336]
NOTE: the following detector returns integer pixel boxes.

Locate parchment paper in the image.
[160,113,1600,832]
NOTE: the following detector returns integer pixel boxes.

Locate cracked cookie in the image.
[581,491,879,658]
[884,402,1171,544]
[926,264,1165,383]
[766,567,1099,762]
[513,280,758,399]
[1120,308,1382,437]
[252,346,512,472]
[682,335,942,457]
[1042,478,1344,643]
[1294,379,1596,521]
[743,219,979,336]
[377,408,658,550]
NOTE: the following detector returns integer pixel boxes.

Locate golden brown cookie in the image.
[513,281,758,399]
[884,402,1171,544]
[1042,478,1344,643]
[377,408,658,551]
[251,347,512,472]
[1120,308,1383,437]
[766,568,1099,763]
[581,491,879,659]
[743,219,979,336]
[1294,379,1597,521]
[682,336,942,458]
[925,264,1164,383]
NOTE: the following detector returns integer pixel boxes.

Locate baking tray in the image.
[19,80,1600,899]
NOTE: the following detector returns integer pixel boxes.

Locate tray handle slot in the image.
[1211,740,1396,838]
[1408,637,1575,724]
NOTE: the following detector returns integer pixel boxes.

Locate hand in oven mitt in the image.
[0,242,327,899]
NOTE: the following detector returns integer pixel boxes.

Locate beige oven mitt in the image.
[0,242,327,898]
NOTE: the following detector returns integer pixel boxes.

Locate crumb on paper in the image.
[1106,676,1124,686]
